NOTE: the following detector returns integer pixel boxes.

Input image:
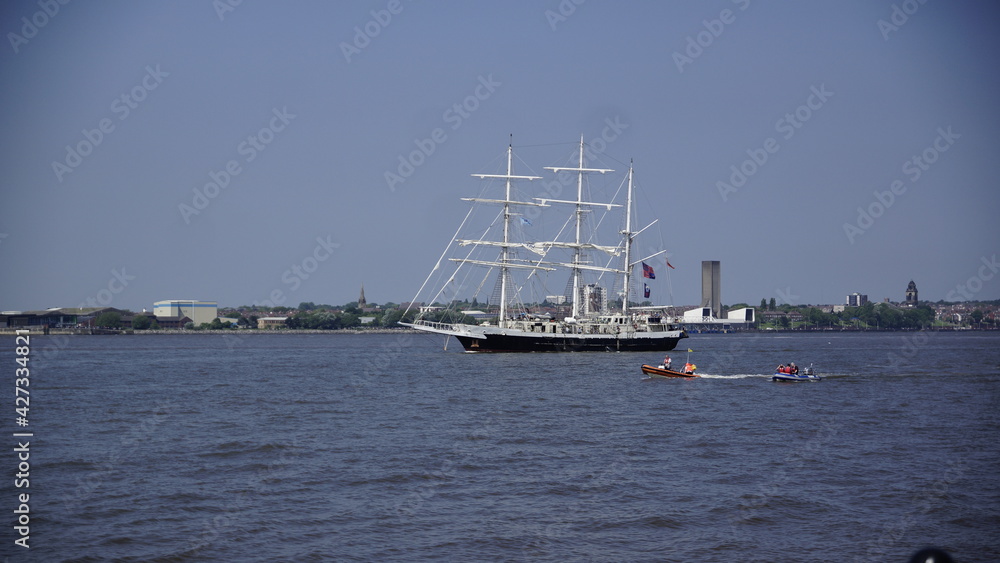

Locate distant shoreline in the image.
[1,327,995,336]
[0,328,418,336]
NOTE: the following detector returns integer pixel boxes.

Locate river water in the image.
[2,331,998,561]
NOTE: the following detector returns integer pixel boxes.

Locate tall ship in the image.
[400,138,687,352]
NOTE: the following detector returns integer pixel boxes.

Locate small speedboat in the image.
[642,364,698,378]
[772,368,821,382]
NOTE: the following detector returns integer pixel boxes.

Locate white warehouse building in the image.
[154,300,218,326]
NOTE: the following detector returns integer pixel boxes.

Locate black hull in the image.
[455,332,686,353]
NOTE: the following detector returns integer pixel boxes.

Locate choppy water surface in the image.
[3,331,999,561]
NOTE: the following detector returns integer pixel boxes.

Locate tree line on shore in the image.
[747,300,996,330]
[88,298,997,330]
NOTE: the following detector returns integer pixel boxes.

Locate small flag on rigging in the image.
[643,283,650,298]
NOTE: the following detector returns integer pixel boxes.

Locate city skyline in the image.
[2,1,999,312]
[10,275,992,315]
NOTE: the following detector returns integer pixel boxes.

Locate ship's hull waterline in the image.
[453,328,687,352]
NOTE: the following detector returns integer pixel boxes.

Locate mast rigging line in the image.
[404,203,479,318]
[421,206,503,312]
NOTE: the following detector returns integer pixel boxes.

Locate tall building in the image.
[905,281,918,307]
[701,261,721,319]
[846,293,868,307]
[580,284,607,315]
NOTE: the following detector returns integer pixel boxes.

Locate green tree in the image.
[340,312,360,328]
[184,322,195,330]
[874,303,903,329]
[209,318,224,330]
[769,298,776,311]
[94,312,122,328]
[381,309,404,327]
[149,319,160,330]
[760,298,767,310]
[970,309,984,327]
[132,315,152,330]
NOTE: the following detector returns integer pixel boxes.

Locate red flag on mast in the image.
[642,262,655,279]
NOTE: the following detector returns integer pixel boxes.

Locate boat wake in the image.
[691,373,772,379]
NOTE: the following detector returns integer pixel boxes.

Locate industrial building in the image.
[682,260,755,330]
[153,300,218,326]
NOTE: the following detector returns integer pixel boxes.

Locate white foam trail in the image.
[696,373,772,379]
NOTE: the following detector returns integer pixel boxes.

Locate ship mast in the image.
[469,139,542,328]
[544,137,614,319]
[500,143,514,326]
[572,138,584,319]
[622,161,635,316]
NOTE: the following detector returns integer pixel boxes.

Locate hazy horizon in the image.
[3,1,999,312]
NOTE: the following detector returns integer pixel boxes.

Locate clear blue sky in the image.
[2,0,998,312]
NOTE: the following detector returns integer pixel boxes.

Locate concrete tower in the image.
[701,261,721,319]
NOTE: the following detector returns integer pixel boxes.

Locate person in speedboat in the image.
[776,363,799,375]
[662,354,672,370]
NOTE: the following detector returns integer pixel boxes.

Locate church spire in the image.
[358,284,367,308]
